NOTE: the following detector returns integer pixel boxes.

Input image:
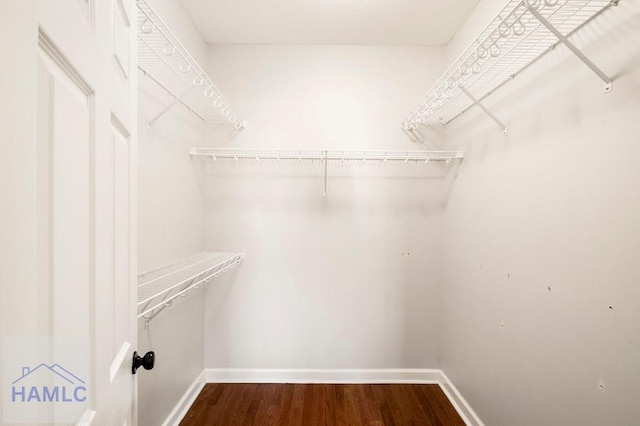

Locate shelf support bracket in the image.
[142,307,165,327]
[528,6,613,93]
[401,125,419,142]
[460,87,508,135]
[147,86,195,131]
[323,150,328,197]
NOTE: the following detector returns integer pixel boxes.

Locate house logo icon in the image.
[11,363,87,403]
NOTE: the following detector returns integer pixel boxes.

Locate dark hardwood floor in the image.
[180,383,466,425]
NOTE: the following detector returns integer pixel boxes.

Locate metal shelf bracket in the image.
[147,86,194,131]
[323,150,328,197]
[460,87,508,135]
[527,5,613,93]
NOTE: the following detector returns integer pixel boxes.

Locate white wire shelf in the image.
[136,0,246,130]
[403,0,617,132]
[189,148,464,163]
[137,252,244,324]
[190,148,464,196]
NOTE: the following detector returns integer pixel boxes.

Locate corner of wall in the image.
[136,0,210,425]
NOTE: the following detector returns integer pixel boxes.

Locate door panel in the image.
[37,0,136,424]
[2,0,136,422]
[113,119,132,359]
[42,46,93,341]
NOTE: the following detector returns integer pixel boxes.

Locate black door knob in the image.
[132,351,155,374]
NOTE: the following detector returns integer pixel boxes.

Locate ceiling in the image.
[179,0,481,46]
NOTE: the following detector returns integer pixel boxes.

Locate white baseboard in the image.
[164,368,483,426]
[438,371,485,426]
[205,368,441,384]
[161,370,206,426]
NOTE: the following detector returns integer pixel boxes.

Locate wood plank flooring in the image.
[180,383,466,425]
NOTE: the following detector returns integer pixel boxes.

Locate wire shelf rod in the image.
[138,34,238,126]
[137,252,244,325]
[189,148,464,163]
[137,254,240,306]
[136,0,245,129]
[444,1,611,124]
[402,0,616,130]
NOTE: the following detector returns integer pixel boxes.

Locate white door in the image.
[0,0,138,425]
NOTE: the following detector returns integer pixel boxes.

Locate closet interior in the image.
[134,0,640,425]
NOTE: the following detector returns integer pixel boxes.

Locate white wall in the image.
[136,0,207,425]
[200,45,452,370]
[136,1,640,423]
[441,1,640,425]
